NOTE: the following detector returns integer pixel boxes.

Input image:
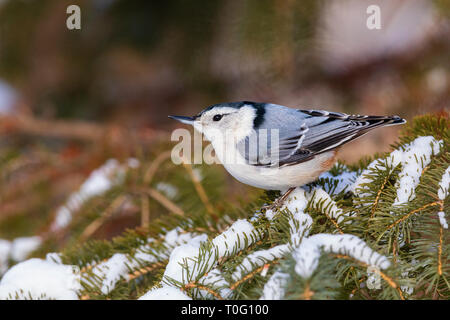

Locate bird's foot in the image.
[261,187,296,213]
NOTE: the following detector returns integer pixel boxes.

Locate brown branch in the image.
[182,160,218,220]
[230,262,278,290]
[302,282,314,300]
[1,115,105,141]
[143,151,172,184]
[386,201,442,230]
[79,195,128,241]
[183,282,224,300]
[80,259,108,274]
[309,193,344,234]
[127,262,166,281]
[141,195,150,228]
[0,114,166,143]
[140,151,173,227]
[143,188,185,216]
[371,175,389,218]
[327,215,344,234]
[392,239,398,265]
[333,254,404,300]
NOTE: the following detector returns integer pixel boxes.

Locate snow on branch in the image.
[0,259,81,300]
[352,136,443,201]
[142,219,260,299]
[0,125,447,300]
[437,166,449,229]
[231,244,290,282]
[138,286,191,300]
[259,270,290,300]
[293,234,390,279]
[51,158,139,231]
[318,167,358,195]
[84,227,206,295]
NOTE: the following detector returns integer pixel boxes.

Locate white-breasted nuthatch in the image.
[169,101,405,204]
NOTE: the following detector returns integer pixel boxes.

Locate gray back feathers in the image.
[238,103,405,167]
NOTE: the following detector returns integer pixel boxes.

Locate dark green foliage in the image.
[0,113,448,300]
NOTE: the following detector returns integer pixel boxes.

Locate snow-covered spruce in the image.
[309,188,349,224]
[196,268,232,299]
[318,167,358,195]
[163,219,259,284]
[273,186,346,246]
[0,226,209,298]
[138,286,191,300]
[140,219,260,299]
[280,188,314,247]
[391,136,442,206]
[51,158,139,231]
[293,234,390,279]
[0,158,141,274]
[0,158,141,279]
[352,136,443,202]
[231,244,290,282]
[437,166,449,229]
[0,259,81,300]
[0,132,447,300]
[259,270,290,300]
[83,227,206,295]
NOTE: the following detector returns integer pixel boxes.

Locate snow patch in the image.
[90,253,132,295]
[0,259,81,300]
[319,170,357,195]
[85,228,204,295]
[163,219,259,287]
[293,234,390,279]
[392,136,442,206]
[231,244,290,282]
[212,219,258,257]
[438,212,448,229]
[280,188,313,246]
[259,270,290,300]
[155,182,178,199]
[138,286,192,300]
[353,136,443,203]
[0,240,12,274]
[163,234,209,284]
[10,236,42,262]
[197,268,232,299]
[0,80,17,115]
[311,188,348,224]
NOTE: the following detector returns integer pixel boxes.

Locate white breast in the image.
[212,139,336,190]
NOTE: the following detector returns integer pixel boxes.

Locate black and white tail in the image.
[298,109,406,155]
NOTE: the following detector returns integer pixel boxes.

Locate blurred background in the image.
[0,0,449,159]
[0,0,448,263]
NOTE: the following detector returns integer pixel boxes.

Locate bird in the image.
[169,101,406,208]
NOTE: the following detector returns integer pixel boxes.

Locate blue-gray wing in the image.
[238,106,405,167]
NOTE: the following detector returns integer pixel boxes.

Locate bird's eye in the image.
[213,114,223,121]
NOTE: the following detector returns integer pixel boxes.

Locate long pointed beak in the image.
[168,115,196,125]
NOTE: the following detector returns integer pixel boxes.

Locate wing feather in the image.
[238,106,405,167]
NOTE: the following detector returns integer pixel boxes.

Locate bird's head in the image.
[169,101,265,143]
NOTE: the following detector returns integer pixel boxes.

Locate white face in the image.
[193,105,257,143]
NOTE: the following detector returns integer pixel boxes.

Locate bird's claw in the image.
[261,200,283,213]
[261,187,296,213]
